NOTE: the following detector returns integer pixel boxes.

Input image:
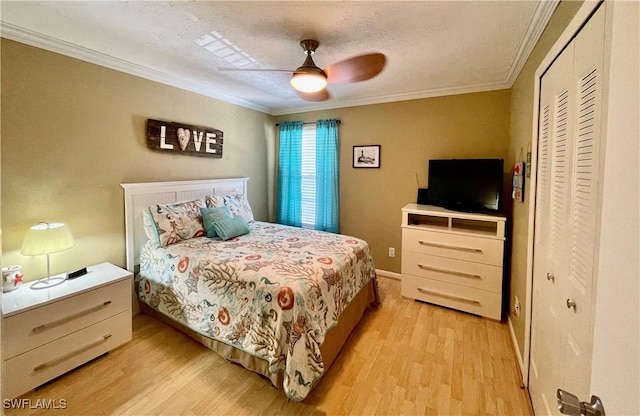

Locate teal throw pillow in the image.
[142,208,161,246]
[201,206,232,238]
[212,216,250,241]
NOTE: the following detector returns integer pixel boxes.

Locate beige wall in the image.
[1,39,274,281]
[507,1,583,357]
[275,90,511,273]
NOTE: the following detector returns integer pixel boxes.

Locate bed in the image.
[121,178,380,400]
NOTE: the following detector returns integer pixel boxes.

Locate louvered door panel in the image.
[561,6,605,400]
[530,76,554,414]
[535,104,551,251]
[571,67,599,291]
[549,43,576,311]
[532,56,572,415]
[530,41,575,415]
[550,88,572,269]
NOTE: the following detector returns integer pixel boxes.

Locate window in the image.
[301,124,316,228]
[276,119,339,233]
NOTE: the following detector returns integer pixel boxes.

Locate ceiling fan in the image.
[218,39,386,102]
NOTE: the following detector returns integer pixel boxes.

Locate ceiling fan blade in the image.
[217,67,294,73]
[295,89,330,102]
[324,53,387,83]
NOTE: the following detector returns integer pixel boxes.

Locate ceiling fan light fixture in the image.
[290,49,327,93]
[290,71,327,93]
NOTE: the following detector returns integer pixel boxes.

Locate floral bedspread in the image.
[137,221,377,400]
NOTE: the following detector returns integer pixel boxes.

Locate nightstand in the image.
[1,262,132,399]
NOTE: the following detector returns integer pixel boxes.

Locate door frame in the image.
[522,0,603,387]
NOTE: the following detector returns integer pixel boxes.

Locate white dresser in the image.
[401,204,506,320]
[1,262,132,399]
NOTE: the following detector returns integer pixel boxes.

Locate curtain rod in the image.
[275,120,341,126]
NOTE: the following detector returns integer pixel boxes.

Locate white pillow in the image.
[222,193,254,223]
[205,194,225,208]
[148,198,207,247]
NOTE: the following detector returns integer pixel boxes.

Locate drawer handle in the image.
[417,288,482,306]
[32,301,114,333]
[33,333,112,372]
[417,264,482,280]
[417,240,483,254]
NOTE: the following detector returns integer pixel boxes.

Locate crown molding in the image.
[505,0,560,87]
[272,81,512,116]
[0,22,273,115]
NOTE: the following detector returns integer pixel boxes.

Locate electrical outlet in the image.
[514,296,521,317]
[388,247,396,257]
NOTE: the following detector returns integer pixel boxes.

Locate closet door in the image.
[561,3,604,398]
[530,38,576,415]
[529,6,604,415]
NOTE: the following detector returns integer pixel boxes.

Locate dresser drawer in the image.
[402,228,504,266]
[3,310,131,400]
[402,251,503,293]
[2,279,131,360]
[401,275,502,320]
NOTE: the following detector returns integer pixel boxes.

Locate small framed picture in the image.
[353,145,381,168]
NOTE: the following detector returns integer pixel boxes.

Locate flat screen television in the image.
[427,158,504,213]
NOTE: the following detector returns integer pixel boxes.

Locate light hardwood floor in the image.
[6,277,532,415]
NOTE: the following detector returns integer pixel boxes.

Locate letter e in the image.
[205,133,217,153]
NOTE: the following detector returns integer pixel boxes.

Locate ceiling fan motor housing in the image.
[300,39,319,54]
[295,54,327,76]
[295,39,326,77]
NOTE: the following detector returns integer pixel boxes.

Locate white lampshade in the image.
[21,222,75,289]
[290,72,327,93]
[21,222,75,256]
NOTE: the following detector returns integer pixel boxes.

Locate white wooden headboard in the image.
[121,177,249,272]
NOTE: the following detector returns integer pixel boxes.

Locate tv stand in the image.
[400,204,506,320]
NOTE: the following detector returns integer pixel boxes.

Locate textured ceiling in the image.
[0,1,558,115]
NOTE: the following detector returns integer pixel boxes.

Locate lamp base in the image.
[30,275,67,290]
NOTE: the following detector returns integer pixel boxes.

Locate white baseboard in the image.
[375,269,402,280]
[508,316,526,386]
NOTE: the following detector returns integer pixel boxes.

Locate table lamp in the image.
[21,222,75,289]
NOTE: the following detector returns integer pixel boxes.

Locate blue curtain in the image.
[315,119,340,233]
[275,121,304,227]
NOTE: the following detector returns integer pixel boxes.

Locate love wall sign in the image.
[147,119,223,158]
